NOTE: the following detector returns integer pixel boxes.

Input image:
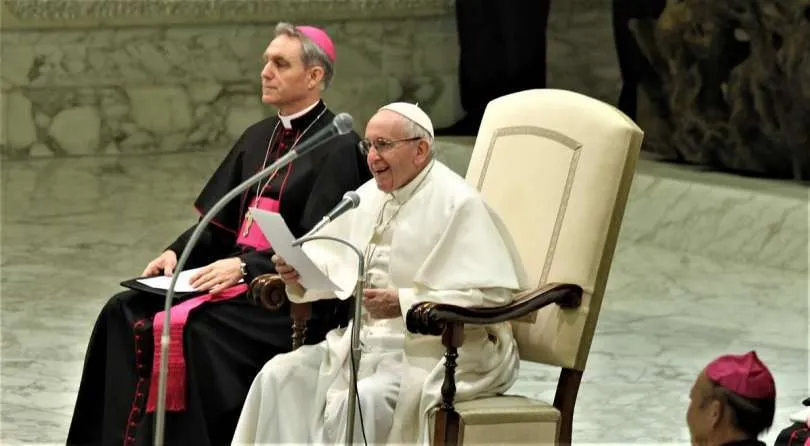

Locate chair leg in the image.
[553,368,582,445]
[432,322,465,446]
[433,409,462,446]
[290,302,311,350]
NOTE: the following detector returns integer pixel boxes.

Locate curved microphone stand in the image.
[291,234,365,446]
[152,113,353,446]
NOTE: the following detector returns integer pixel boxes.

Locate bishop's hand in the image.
[271,255,301,286]
[362,289,401,319]
[189,257,243,295]
[142,250,178,277]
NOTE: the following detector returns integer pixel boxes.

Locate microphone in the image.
[152,113,353,446]
[321,191,361,224]
[287,112,354,159]
[294,191,361,244]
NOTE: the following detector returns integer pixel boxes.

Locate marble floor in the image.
[1,144,808,445]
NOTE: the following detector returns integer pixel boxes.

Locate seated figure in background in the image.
[686,351,777,446]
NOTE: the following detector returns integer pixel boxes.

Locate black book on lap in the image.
[120,276,207,300]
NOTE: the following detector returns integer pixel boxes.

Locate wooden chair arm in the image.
[405,283,583,336]
[405,283,582,446]
[249,273,288,311]
[249,273,311,349]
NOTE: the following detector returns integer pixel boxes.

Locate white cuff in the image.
[398,288,419,325]
[285,283,338,303]
[285,283,306,303]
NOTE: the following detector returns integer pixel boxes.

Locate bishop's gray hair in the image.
[274,22,335,90]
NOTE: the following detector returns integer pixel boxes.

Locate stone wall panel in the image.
[2,8,461,158]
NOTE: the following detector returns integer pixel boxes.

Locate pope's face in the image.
[363,110,430,193]
[260,35,322,109]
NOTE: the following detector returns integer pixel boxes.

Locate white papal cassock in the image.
[232,160,529,445]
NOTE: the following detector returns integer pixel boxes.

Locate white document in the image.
[136,267,243,293]
[249,208,342,292]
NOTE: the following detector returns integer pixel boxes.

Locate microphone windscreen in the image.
[333,113,354,135]
[344,191,361,208]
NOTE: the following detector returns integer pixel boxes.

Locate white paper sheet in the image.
[249,208,342,292]
[136,267,243,293]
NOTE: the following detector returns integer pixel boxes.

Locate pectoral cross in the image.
[242,209,253,237]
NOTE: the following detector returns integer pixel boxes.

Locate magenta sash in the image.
[146,284,248,413]
[145,196,278,413]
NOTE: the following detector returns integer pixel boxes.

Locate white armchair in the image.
[406,88,644,445]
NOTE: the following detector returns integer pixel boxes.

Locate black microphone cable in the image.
[349,345,369,446]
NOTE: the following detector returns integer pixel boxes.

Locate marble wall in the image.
[0,0,463,158]
[1,0,625,160]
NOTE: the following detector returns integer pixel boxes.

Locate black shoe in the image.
[435,113,482,136]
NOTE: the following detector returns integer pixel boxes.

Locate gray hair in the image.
[274,22,335,90]
[403,118,434,147]
[399,115,435,161]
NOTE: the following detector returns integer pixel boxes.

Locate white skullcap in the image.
[378,102,434,138]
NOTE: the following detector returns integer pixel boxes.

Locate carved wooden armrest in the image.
[403,283,582,446]
[249,273,289,311]
[405,282,582,336]
[249,273,312,350]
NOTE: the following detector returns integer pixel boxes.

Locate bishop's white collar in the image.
[278,100,320,129]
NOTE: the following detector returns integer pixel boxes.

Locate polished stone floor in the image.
[1,142,808,445]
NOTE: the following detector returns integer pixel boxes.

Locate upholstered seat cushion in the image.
[455,395,560,423]
[431,396,561,445]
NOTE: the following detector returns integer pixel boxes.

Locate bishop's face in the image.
[363,110,430,193]
[686,371,722,446]
[260,34,322,112]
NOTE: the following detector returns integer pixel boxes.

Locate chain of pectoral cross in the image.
[361,160,435,284]
[362,198,395,285]
[242,109,327,236]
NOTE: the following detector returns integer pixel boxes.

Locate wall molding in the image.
[1,0,455,30]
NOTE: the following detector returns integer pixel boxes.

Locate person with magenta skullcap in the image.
[66,23,370,446]
[686,351,777,446]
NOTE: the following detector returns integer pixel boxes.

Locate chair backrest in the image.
[465,89,643,371]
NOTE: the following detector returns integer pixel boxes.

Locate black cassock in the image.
[67,101,371,446]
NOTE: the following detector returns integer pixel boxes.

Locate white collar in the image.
[278,100,320,129]
[391,160,435,204]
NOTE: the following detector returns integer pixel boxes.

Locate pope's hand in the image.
[363,289,401,319]
[189,257,243,294]
[142,250,178,277]
[271,255,300,286]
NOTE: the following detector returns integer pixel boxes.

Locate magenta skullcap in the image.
[706,351,776,400]
[296,25,336,63]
